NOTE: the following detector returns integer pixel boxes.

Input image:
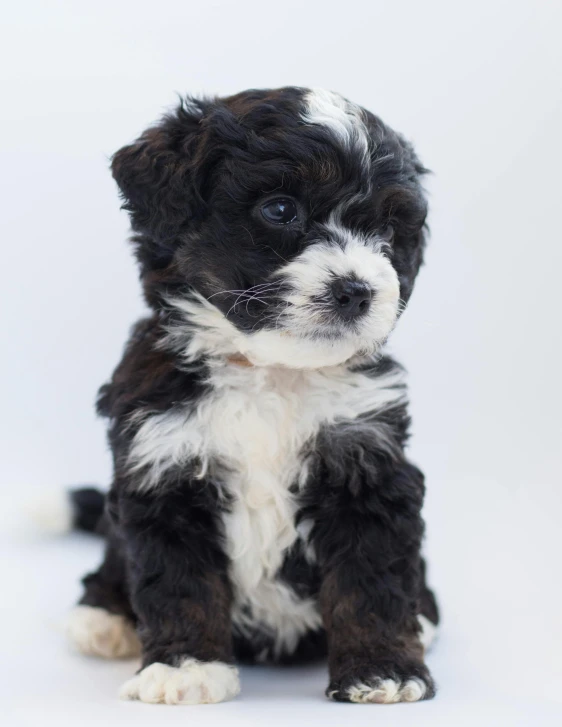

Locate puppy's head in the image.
[112,87,427,368]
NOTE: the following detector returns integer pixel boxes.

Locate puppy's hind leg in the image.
[67,533,140,659]
[67,606,140,659]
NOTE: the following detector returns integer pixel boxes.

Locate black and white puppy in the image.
[66,87,439,705]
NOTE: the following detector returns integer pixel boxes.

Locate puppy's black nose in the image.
[331,279,372,318]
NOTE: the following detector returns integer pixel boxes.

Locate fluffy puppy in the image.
[66,87,439,705]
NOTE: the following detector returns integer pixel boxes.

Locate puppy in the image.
[66,87,439,705]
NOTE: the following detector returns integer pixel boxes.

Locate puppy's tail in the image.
[29,486,106,536]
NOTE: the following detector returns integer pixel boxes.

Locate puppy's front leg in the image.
[116,488,240,705]
[308,458,436,703]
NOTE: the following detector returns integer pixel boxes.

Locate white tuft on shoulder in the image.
[66,605,141,659]
[119,658,240,705]
[26,489,73,535]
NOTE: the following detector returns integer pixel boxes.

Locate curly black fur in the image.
[71,87,438,705]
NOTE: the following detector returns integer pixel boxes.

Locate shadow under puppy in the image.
[66,87,440,705]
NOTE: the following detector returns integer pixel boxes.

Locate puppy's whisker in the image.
[265,247,290,265]
[241,226,256,246]
[207,283,282,302]
[207,289,247,300]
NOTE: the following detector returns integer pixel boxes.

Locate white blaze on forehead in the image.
[302,88,370,160]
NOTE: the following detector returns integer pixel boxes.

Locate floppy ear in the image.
[364,114,429,303]
[111,98,207,245]
[386,135,428,303]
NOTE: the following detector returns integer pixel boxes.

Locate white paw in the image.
[27,490,73,534]
[119,659,240,705]
[418,614,438,651]
[346,677,428,704]
[66,605,141,659]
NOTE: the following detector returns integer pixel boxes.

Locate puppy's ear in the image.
[365,114,429,303]
[111,98,208,243]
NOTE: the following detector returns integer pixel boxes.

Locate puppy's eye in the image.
[261,198,298,225]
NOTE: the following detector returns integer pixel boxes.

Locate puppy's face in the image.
[112,87,427,368]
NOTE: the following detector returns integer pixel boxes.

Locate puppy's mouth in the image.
[171,233,400,370]
[166,289,394,371]
[215,273,398,367]
[233,291,395,370]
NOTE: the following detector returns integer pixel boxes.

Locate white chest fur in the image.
[128,359,406,655]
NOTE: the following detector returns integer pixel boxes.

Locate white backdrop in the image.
[1,1,561,725]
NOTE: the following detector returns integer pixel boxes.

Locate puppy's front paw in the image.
[119,658,240,705]
[327,663,435,704]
